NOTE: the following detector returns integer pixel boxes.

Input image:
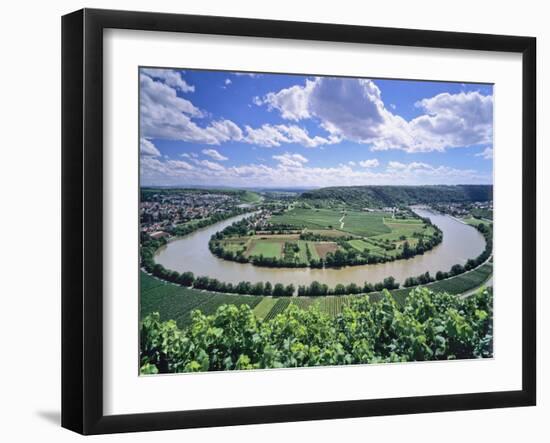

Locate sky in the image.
[139,67,493,188]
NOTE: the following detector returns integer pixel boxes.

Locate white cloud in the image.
[358,159,380,168]
[167,160,194,170]
[348,161,356,166]
[141,155,487,187]
[272,152,309,167]
[385,160,473,179]
[234,72,261,78]
[475,147,493,160]
[199,159,225,171]
[141,68,195,92]
[407,91,494,151]
[387,161,433,172]
[140,138,161,157]
[243,124,337,148]
[202,148,228,161]
[181,153,191,158]
[258,77,493,152]
[262,79,316,120]
[206,120,243,142]
[140,74,243,145]
[140,73,202,117]
[224,78,232,85]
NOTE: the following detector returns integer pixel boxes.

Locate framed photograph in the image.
[62,8,536,435]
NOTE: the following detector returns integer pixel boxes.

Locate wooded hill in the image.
[300,185,493,208]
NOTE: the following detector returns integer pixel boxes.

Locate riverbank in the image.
[140,259,493,328]
[154,208,486,287]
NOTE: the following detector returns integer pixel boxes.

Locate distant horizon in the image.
[140,183,494,190]
[140,68,493,187]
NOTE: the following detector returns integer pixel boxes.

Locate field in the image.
[344,218,433,258]
[368,262,494,306]
[471,207,493,220]
[243,237,321,264]
[140,272,261,328]
[339,211,390,236]
[263,298,292,321]
[269,207,392,237]
[252,297,279,319]
[248,240,282,258]
[269,207,345,230]
[240,190,263,203]
[314,242,339,258]
[141,253,493,328]
[218,207,438,266]
[462,217,493,228]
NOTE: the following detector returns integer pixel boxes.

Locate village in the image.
[140,190,245,236]
[431,200,493,220]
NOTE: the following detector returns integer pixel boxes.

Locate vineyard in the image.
[140,287,494,374]
[263,298,292,321]
[375,261,494,304]
[140,272,262,328]
[141,253,493,328]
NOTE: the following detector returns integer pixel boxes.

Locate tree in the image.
[383,276,398,290]
[363,282,374,293]
[334,284,346,295]
[177,271,195,287]
[402,241,413,259]
[252,281,265,295]
[273,283,286,297]
[308,281,322,296]
[263,281,273,296]
[450,264,465,276]
[284,284,295,297]
[194,276,210,289]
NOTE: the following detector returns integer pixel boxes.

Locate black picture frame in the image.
[62,8,536,435]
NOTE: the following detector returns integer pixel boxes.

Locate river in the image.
[154,208,486,287]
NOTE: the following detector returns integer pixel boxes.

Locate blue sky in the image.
[140,68,493,188]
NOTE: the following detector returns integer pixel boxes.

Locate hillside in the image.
[300,185,493,208]
[140,187,261,203]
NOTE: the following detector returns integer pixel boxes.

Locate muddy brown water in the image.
[154,208,486,286]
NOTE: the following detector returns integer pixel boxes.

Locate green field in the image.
[242,237,320,264]
[140,272,262,328]
[257,262,493,319]
[347,239,374,252]
[269,207,344,230]
[248,241,282,258]
[340,211,390,236]
[270,207,391,237]
[369,262,493,306]
[142,254,493,326]
[263,298,292,321]
[253,297,279,319]
[471,208,493,220]
[383,217,423,224]
[221,207,438,266]
[344,218,434,258]
[462,217,492,228]
[240,190,263,203]
[220,238,249,254]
